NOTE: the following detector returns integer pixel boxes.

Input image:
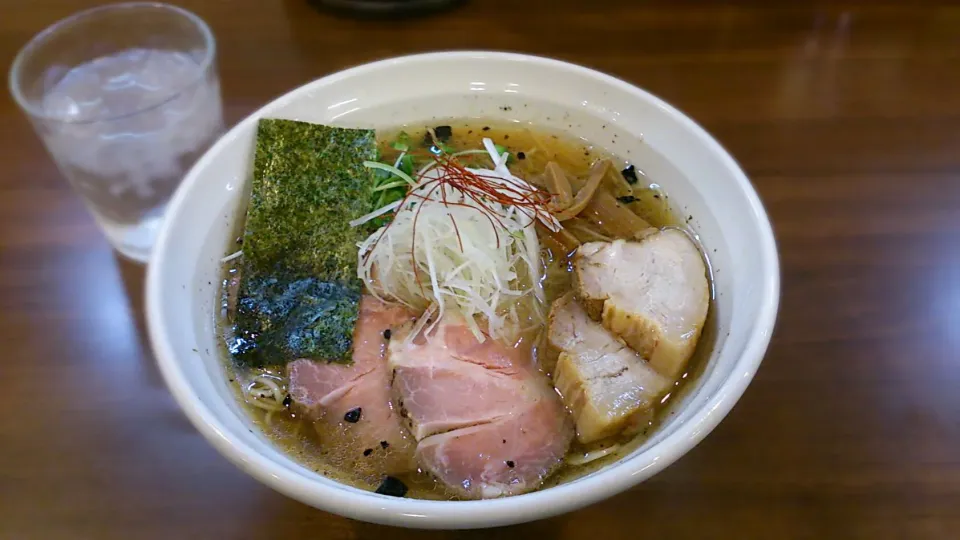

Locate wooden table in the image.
[2,1,959,538]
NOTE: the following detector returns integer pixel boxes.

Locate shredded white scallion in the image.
[453,149,495,158]
[357,163,547,343]
[220,250,243,263]
[482,137,510,174]
[348,199,404,228]
[372,180,409,193]
[362,160,417,186]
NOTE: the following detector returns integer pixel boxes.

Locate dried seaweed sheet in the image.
[231,119,377,367]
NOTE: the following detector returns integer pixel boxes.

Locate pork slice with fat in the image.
[574,229,710,379]
[548,292,670,443]
[287,296,417,478]
[389,315,573,498]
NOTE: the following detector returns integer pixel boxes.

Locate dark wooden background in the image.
[2,1,958,538]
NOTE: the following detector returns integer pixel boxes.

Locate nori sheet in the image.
[231,119,377,367]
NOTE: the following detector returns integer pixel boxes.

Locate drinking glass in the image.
[9,3,223,263]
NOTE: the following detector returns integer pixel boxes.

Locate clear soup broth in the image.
[217,120,715,499]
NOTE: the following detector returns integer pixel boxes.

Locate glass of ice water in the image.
[9,3,223,263]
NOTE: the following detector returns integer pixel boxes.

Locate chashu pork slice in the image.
[287,296,417,478]
[548,292,670,443]
[389,315,573,499]
[574,229,710,379]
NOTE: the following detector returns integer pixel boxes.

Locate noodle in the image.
[243,372,287,412]
[253,375,285,403]
[245,397,284,412]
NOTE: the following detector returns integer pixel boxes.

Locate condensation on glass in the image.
[9,3,223,262]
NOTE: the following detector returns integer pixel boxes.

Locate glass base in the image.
[93,208,165,264]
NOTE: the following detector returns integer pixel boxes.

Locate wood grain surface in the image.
[2,1,959,538]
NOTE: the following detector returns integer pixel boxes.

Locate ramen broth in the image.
[217,120,714,499]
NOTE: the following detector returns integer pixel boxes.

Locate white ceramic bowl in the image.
[146,51,779,529]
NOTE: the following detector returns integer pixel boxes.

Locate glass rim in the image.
[8,1,216,125]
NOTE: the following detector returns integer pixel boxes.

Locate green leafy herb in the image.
[381,187,406,206]
[493,144,513,164]
[397,154,414,176]
[233,119,377,367]
[363,161,416,187]
[372,180,409,193]
[365,150,417,229]
[391,131,411,152]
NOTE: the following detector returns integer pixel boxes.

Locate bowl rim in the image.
[146,50,780,529]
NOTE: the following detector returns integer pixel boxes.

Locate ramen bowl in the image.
[145,51,779,529]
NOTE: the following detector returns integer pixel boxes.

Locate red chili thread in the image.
[361,152,552,295]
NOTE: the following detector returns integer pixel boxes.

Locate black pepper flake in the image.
[621,164,639,184]
[504,134,509,139]
[383,328,392,340]
[363,448,373,457]
[482,126,491,131]
[616,195,638,204]
[282,394,292,408]
[653,194,661,199]
[344,407,362,423]
[434,125,452,141]
[506,460,515,468]
[517,151,526,160]
[380,440,390,449]
[375,476,408,497]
